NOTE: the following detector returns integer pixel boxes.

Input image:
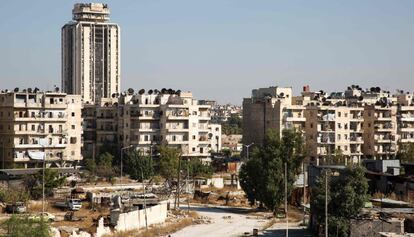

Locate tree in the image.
[239,129,306,213]
[158,146,180,181]
[310,166,368,237]
[0,188,30,204]
[24,169,66,199]
[397,142,414,163]
[124,150,154,182]
[83,152,116,182]
[2,215,51,237]
[181,158,213,178]
[222,114,243,135]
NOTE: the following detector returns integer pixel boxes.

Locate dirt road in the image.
[171,205,270,237]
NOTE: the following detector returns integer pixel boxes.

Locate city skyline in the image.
[1,1,414,104]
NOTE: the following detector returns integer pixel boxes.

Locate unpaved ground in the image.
[261,222,311,237]
[171,205,271,237]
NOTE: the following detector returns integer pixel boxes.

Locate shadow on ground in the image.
[261,228,313,237]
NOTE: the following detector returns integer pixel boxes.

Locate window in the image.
[71,151,75,156]
[193,135,196,140]
[310,123,313,129]
[338,123,342,129]
[338,112,341,117]
[344,134,348,140]
[200,147,204,153]
[49,138,52,145]
[344,113,348,117]
[172,135,176,142]
[70,137,77,144]
[72,112,75,117]
[192,147,196,152]
[32,125,35,131]
[71,125,75,129]
[344,145,348,151]
[337,134,341,140]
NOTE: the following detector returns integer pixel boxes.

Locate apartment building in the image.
[0,90,83,169]
[243,85,414,163]
[82,90,221,158]
[242,86,306,147]
[62,3,120,104]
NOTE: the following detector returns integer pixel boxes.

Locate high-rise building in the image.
[62,3,120,104]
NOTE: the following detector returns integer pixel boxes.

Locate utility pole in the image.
[244,143,254,160]
[285,162,288,237]
[42,147,46,214]
[176,155,182,209]
[325,169,329,237]
[141,165,148,230]
[92,143,96,177]
[303,161,306,226]
[120,145,133,189]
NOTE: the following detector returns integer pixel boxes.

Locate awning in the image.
[28,151,45,160]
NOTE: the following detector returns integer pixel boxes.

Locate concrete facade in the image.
[82,91,221,158]
[62,3,120,104]
[0,90,83,168]
[243,85,414,163]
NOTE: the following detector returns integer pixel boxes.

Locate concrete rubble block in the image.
[50,227,61,237]
[96,217,112,237]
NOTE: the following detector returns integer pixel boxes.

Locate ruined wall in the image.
[112,201,168,232]
[350,218,404,237]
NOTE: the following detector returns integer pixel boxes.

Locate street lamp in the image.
[243,143,254,160]
[120,145,134,188]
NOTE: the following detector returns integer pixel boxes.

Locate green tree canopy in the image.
[181,158,213,178]
[239,129,306,213]
[83,152,116,182]
[124,150,154,182]
[222,114,242,135]
[397,142,414,163]
[2,215,51,237]
[23,169,66,199]
[158,146,180,181]
[311,166,369,237]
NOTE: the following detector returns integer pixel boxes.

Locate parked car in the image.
[5,202,27,214]
[54,199,82,211]
[29,212,55,222]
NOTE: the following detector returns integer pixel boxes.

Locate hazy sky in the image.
[1,1,414,104]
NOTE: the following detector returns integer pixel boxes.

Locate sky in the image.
[1,1,414,104]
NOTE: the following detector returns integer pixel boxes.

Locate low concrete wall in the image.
[206,177,224,189]
[112,201,168,232]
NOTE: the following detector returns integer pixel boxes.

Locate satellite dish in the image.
[176,90,181,95]
[34,87,39,93]
[148,90,153,95]
[128,88,134,94]
[14,87,19,92]
[138,89,145,95]
[154,89,159,94]
[28,88,32,93]
[161,88,167,94]
[168,89,173,94]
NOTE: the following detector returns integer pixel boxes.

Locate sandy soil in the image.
[171,205,271,237]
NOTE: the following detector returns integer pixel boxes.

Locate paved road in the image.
[261,222,312,237]
[171,205,270,237]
